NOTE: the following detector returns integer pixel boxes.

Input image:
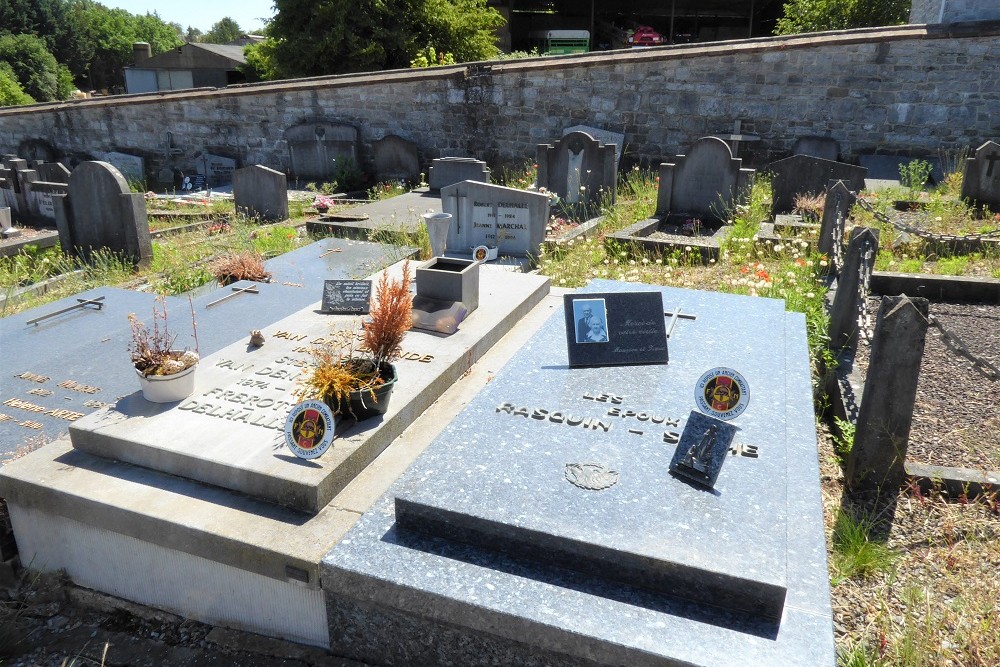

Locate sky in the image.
[98,1,276,35]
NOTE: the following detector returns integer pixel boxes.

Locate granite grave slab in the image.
[322,280,835,667]
[201,153,237,187]
[440,180,549,257]
[233,165,288,222]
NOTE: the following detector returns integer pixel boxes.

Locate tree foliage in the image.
[203,17,243,45]
[0,33,72,102]
[0,62,35,106]
[267,0,504,78]
[775,0,910,35]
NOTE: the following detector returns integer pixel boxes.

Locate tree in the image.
[0,33,68,101]
[775,0,910,35]
[203,17,243,44]
[0,0,69,57]
[186,26,204,43]
[268,0,503,77]
[243,36,281,81]
[0,62,35,106]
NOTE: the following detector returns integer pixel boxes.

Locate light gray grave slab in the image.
[767,155,867,215]
[202,153,238,188]
[441,180,549,257]
[961,140,1000,210]
[563,125,625,165]
[284,122,359,181]
[322,280,834,667]
[373,135,420,182]
[428,157,490,191]
[657,136,754,222]
[233,164,289,222]
[0,207,10,228]
[537,130,617,206]
[91,151,145,185]
[791,136,840,161]
[57,161,152,267]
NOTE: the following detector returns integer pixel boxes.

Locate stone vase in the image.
[135,362,197,403]
[422,212,453,257]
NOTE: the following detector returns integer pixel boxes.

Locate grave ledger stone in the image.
[440,180,549,257]
[233,165,288,222]
[322,280,834,667]
[284,122,359,181]
[961,140,1000,211]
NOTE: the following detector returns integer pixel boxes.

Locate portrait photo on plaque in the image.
[563,292,668,368]
[573,298,609,344]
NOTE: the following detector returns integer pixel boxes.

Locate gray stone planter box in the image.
[416,257,480,313]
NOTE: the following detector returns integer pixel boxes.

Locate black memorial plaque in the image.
[563,292,668,367]
[669,411,737,489]
[322,280,371,314]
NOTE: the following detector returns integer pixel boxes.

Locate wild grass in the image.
[831,509,896,584]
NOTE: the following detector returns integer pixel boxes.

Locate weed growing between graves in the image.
[830,508,896,584]
[367,180,409,201]
[367,218,432,260]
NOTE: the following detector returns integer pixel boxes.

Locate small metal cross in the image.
[206,284,260,308]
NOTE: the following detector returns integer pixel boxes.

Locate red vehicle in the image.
[627,26,665,47]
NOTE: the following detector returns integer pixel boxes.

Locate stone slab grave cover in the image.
[961,140,1000,211]
[90,151,144,184]
[428,157,490,191]
[768,154,867,215]
[537,130,617,206]
[791,136,840,162]
[53,161,152,267]
[372,135,419,182]
[284,122,359,181]
[563,124,625,166]
[322,280,835,667]
[201,153,237,188]
[233,164,288,222]
[441,180,549,257]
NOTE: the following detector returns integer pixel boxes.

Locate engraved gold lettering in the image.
[16,372,49,383]
[28,388,53,397]
[56,380,100,394]
[0,413,14,422]
[46,408,84,421]
[274,331,307,341]
[20,420,43,429]
[3,398,47,413]
[419,355,434,363]
[663,431,681,445]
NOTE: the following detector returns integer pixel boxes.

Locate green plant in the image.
[367,181,408,201]
[838,641,884,667]
[935,255,969,276]
[128,296,199,377]
[833,416,856,457]
[899,159,933,193]
[410,45,456,68]
[831,508,896,584]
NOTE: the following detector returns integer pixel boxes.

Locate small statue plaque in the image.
[669,411,737,489]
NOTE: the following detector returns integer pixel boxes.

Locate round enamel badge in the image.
[284,400,336,459]
[694,367,750,421]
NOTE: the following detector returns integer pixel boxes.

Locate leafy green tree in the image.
[243,36,281,81]
[269,0,503,77]
[203,17,243,44]
[0,62,35,106]
[186,26,204,43]
[0,0,69,57]
[0,33,67,101]
[775,0,910,35]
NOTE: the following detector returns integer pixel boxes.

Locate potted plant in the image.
[312,194,336,214]
[296,261,412,421]
[129,296,200,403]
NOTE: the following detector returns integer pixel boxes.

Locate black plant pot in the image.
[328,362,397,422]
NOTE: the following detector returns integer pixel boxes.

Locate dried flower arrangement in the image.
[210,250,272,285]
[793,192,826,223]
[129,296,200,377]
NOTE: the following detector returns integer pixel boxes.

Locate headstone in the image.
[563,292,668,367]
[428,157,490,191]
[791,136,840,162]
[90,151,145,185]
[767,155,867,215]
[536,130,617,206]
[0,206,11,229]
[372,136,420,182]
[323,280,835,667]
[829,227,880,351]
[54,161,152,267]
[35,162,71,184]
[847,296,929,491]
[818,180,857,260]
[202,153,238,188]
[440,180,549,257]
[656,136,754,222]
[233,165,288,222]
[960,140,1000,211]
[284,122,359,181]
[563,125,625,166]
[23,179,67,224]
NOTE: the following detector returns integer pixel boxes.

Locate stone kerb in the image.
[536,131,617,207]
[57,161,152,267]
[656,136,752,221]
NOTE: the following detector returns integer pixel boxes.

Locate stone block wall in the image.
[1,22,997,181]
[911,0,1000,23]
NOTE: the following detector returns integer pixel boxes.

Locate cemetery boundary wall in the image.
[1,21,998,179]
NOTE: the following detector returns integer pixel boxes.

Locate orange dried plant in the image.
[210,250,272,285]
[363,261,413,366]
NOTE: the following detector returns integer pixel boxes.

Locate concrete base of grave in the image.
[608,216,732,262]
[0,269,554,648]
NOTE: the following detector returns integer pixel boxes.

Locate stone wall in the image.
[1,22,998,182]
[911,0,1000,23]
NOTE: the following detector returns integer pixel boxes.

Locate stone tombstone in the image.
[961,140,1000,210]
[441,180,549,257]
[90,151,145,185]
[791,136,840,162]
[35,162,70,184]
[0,206,10,229]
[233,165,288,222]
[767,155,867,215]
[55,161,152,267]
[202,153,237,188]
[24,180,67,223]
[372,135,420,182]
[428,157,491,191]
[563,124,625,166]
[656,136,754,222]
[818,180,857,260]
[284,122,359,181]
[537,130,617,206]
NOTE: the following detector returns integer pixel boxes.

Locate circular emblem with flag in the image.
[694,367,750,421]
[284,400,336,459]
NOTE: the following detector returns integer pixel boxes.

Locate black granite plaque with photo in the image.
[322,280,371,314]
[563,292,668,367]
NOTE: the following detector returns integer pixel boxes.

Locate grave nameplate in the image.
[440,180,548,257]
[321,280,371,314]
[203,154,237,187]
[564,292,667,367]
[323,280,834,666]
